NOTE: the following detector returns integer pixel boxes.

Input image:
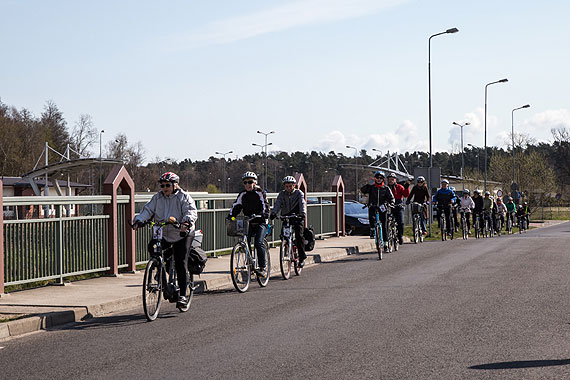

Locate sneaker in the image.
[422,231,427,235]
[255,268,267,277]
[176,296,189,308]
[298,260,305,268]
[369,229,375,239]
[383,246,390,253]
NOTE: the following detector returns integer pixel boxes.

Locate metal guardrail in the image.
[2,192,340,286]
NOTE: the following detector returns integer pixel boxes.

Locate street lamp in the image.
[215,150,233,193]
[428,27,458,236]
[256,130,275,190]
[252,142,272,189]
[484,78,508,191]
[511,104,530,188]
[346,145,359,201]
[452,121,470,190]
[99,129,104,194]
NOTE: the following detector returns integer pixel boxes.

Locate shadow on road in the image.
[48,312,150,332]
[469,359,570,370]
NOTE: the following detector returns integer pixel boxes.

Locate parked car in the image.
[344,200,370,235]
[307,196,333,204]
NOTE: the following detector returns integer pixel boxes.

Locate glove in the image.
[226,214,233,221]
[270,213,276,220]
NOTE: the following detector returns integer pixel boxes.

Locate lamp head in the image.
[499,78,508,83]
[522,104,530,108]
[446,27,459,33]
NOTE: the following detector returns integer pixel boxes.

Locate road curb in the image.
[0,238,376,340]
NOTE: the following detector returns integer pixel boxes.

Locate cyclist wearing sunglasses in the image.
[360,170,395,245]
[406,176,430,235]
[133,171,198,308]
[229,172,270,277]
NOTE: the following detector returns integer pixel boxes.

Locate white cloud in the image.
[315,120,427,154]
[520,109,570,137]
[447,107,498,149]
[181,0,408,47]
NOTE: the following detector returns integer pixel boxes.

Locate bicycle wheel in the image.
[280,240,292,280]
[392,225,399,251]
[440,216,446,241]
[375,224,382,260]
[449,218,454,240]
[230,242,250,293]
[475,218,480,239]
[293,245,302,276]
[507,217,512,234]
[142,258,163,322]
[412,217,419,244]
[257,239,271,286]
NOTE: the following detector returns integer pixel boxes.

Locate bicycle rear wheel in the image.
[230,242,250,293]
[280,240,292,280]
[257,239,271,286]
[440,216,446,241]
[142,258,163,321]
[392,225,399,251]
[293,245,302,276]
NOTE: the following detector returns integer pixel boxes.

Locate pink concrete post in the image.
[332,175,346,237]
[103,165,136,275]
[0,179,4,293]
[294,173,309,227]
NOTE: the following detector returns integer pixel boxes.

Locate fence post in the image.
[294,173,308,227]
[103,165,136,275]
[0,179,4,294]
[332,175,346,237]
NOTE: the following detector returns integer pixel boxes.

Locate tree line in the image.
[1,99,569,203]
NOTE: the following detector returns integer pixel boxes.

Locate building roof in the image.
[1,176,92,188]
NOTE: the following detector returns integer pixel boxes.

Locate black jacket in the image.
[407,185,430,204]
[361,183,395,209]
[230,186,270,222]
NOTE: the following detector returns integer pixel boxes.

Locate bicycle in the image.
[495,214,503,237]
[518,214,528,233]
[459,208,471,240]
[506,211,515,234]
[278,214,303,279]
[227,215,271,293]
[135,218,197,321]
[410,202,425,244]
[473,212,481,239]
[367,204,386,260]
[482,210,493,238]
[386,206,399,252]
[438,205,453,241]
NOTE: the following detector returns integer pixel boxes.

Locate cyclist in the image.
[472,189,484,229]
[505,196,516,231]
[482,191,496,232]
[229,172,270,277]
[387,172,411,245]
[360,170,395,252]
[495,198,507,233]
[270,176,307,267]
[449,186,460,232]
[433,179,456,235]
[406,176,430,235]
[522,201,532,226]
[133,172,198,309]
[458,189,475,232]
[516,204,527,227]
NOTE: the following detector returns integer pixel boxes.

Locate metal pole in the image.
[484,78,508,192]
[99,130,104,195]
[511,104,530,188]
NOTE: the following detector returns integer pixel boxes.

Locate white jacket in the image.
[458,195,475,212]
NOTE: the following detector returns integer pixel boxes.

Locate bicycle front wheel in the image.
[257,239,271,287]
[293,245,302,276]
[142,258,163,321]
[280,240,292,280]
[440,217,446,241]
[231,242,250,293]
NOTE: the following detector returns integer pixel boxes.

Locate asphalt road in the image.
[2,222,570,380]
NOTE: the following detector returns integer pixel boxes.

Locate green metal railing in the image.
[3,192,340,285]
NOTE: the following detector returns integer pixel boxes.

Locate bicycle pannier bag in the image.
[188,247,208,275]
[303,226,316,252]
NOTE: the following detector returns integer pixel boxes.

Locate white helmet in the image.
[242,171,258,181]
[282,175,296,184]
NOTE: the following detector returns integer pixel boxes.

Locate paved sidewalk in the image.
[0,235,376,340]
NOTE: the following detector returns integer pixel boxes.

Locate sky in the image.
[2,0,570,163]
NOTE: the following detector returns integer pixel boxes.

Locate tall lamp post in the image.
[428,27,458,236]
[346,145,359,201]
[99,129,104,194]
[215,150,233,193]
[484,78,508,191]
[511,104,530,187]
[256,130,275,190]
[452,121,470,190]
[252,142,272,189]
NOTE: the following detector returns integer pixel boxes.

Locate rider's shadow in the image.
[469,359,570,370]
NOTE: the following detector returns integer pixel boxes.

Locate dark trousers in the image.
[368,208,388,242]
[460,211,471,230]
[393,204,404,239]
[293,223,307,261]
[437,206,452,232]
[161,237,190,297]
[247,223,267,269]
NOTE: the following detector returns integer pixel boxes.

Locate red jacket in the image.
[389,183,410,201]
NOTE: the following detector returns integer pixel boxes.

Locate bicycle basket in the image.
[226,218,249,236]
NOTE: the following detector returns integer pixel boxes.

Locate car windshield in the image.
[345,202,366,214]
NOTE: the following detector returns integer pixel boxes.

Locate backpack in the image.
[303,226,316,252]
[188,247,208,275]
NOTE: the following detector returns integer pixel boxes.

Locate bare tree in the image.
[70,114,97,157]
